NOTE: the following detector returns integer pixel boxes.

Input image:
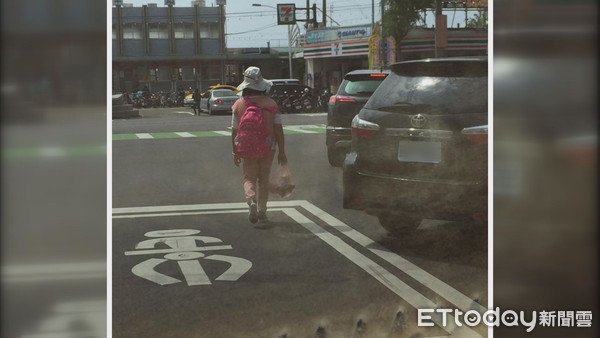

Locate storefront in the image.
[304,25,372,93]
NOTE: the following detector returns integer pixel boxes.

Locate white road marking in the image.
[112,200,486,332]
[178,260,212,286]
[212,130,231,136]
[205,255,253,281]
[296,112,327,116]
[132,258,180,285]
[124,245,233,256]
[112,209,249,219]
[281,208,480,337]
[177,111,195,116]
[175,132,196,138]
[135,236,223,249]
[284,126,319,134]
[135,133,154,139]
[112,202,251,214]
[297,201,488,315]
[2,262,106,283]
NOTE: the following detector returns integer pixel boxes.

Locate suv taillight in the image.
[351,115,380,139]
[330,95,356,104]
[461,125,488,145]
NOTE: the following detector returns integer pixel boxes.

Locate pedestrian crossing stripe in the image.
[112,125,326,141]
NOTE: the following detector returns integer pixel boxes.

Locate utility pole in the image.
[380,0,386,69]
[372,0,374,30]
[323,0,327,26]
[288,25,293,78]
[116,3,123,57]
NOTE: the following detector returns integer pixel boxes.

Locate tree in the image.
[466,10,488,29]
[382,0,434,42]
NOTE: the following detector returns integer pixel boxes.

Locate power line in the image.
[226,23,277,35]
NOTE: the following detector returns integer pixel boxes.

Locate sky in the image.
[122,0,471,48]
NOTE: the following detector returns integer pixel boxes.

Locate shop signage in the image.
[304,40,369,59]
[306,25,372,44]
[277,4,296,25]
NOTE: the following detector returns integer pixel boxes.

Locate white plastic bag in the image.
[269,164,295,198]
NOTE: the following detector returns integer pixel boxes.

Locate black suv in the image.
[326,69,390,166]
[343,57,488,235]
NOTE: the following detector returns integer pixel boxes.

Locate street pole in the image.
[288,24,293,78]
[381,0,386,69]
[372,0,374,30]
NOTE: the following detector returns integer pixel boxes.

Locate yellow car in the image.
[208,84,239,93]
[184,93,194,106]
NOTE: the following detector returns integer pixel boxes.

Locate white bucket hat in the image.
[237,66,273,92]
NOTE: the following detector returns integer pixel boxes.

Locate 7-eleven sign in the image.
[277,4,296,25]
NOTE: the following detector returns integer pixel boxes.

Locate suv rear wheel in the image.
[377,212,421,236]
[327,146,346,167]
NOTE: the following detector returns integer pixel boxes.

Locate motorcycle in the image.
[300,88,314,112]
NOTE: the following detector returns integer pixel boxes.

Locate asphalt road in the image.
[112,108,488,338]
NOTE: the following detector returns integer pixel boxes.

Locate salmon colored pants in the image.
[242,151,275,212]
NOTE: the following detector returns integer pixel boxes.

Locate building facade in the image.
[303,24,488,94]
[112,3,226,93]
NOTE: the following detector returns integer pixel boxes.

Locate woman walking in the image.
[231,67,287,223]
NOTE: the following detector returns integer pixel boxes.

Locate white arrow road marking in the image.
[135,133,154,139]
[177,260,211,286]
[205,255,253,281]
[131,258,180,285]
[175,132,196,137]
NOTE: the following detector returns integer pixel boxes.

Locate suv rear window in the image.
[338,74,388,97]
[366,61,487,114]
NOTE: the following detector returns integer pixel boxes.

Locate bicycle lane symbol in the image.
[124,229,252,286]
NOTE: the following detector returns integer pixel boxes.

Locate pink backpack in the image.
[235,96,271,159]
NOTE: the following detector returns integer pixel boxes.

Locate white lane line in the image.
[282,208,481,337]
[113,202,251,214]
[113,209,280,219]
[284,126,319,134]
[112,201,305,215]
[298,200,487,315]
[212,130,231,136]
[296,113,327,116]
[175,132,196,138]
[135,133,154,139]
[2,262,106,283]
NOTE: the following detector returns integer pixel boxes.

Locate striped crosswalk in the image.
[113,124,326,141]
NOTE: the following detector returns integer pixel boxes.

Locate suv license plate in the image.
[397,141,442,163]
